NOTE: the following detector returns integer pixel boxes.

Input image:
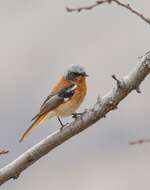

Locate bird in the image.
[19,64,88,142]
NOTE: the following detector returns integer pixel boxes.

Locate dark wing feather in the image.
[40,94,56,109]
[31,93,56,121]
[31,84,76,121]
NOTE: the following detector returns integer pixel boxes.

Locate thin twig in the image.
[0,150,9,155]
[66,0,108,12]
[130,138,150,145]
[66,0,150,25]
[113,0,150,25]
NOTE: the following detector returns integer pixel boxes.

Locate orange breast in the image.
[51,78,72,94]
[54,77,87,117]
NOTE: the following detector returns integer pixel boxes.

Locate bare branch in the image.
[66,0,109,12]
[66,0,150,25]
[130,138,150,145]
[112,0,150,25]
[0,51,150,185]
[0,150,9,155]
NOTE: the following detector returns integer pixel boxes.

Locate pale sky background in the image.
[0,0,150,189]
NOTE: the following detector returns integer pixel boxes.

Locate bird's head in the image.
[64,64,88,84]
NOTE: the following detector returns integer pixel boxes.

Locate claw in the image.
[57,117,68,131]
[60,122,69,131]
[72,112,83,119]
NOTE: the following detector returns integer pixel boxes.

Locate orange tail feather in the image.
[19,112,48,142]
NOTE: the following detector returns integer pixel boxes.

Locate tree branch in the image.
[0,51,150,185]
[0,150,9,155]
[66,0,109,12]
[130,138,150,145]
[66,0,150,26]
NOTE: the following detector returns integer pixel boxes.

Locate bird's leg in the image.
[57,117,68,130]
[72,112,84,119]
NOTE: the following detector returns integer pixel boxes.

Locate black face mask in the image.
[66,72,81,81]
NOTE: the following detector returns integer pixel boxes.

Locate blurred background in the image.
[0,0,150,189]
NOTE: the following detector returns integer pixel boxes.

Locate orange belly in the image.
[54,78,87,117]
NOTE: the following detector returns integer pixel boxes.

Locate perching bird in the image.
[19,64,88,142]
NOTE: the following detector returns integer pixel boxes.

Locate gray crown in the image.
[64,64,86,80]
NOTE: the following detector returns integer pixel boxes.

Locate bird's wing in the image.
[19,84,77,142]
[31,83,76,121]
[40,94,57,111]
[37,84,77,117]
[30,93,57,121]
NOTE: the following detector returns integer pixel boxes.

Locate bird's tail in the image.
[19,112,48,142]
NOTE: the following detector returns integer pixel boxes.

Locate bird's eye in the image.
[67,72,81,81]
[72,72,80,77]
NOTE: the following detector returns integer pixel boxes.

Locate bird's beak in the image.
[82,72,89,77]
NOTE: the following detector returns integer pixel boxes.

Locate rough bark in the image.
[0,51,150,186]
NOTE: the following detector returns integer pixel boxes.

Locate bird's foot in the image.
[57,117,69,131]
[60,122,69,131]
[72,112,84,119]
